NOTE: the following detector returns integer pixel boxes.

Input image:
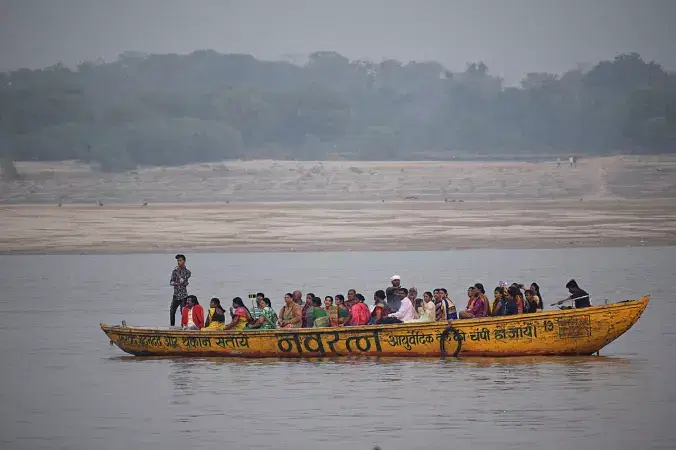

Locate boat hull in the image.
[101,296,649,358]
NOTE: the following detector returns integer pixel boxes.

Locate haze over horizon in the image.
[1,0,675,84]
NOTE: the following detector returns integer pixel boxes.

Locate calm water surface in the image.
[1,248,675,450]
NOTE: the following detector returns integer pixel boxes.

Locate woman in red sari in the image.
[370,290,391,324]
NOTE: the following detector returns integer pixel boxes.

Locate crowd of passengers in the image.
[172,264,590,331]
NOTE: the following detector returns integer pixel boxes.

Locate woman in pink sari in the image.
[225,297,252,330]
[459,286,488,319]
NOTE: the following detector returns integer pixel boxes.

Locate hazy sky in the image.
[1,0,674,83]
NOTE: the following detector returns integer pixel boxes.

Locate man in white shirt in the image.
[385,287,416,323]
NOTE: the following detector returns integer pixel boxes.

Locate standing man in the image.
[386,275,402,312]
[169,254,191,327]
[559,279,591,308]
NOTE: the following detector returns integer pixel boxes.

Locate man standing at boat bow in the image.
[169,254,192,326]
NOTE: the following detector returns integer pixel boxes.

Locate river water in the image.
[1,248,674,450]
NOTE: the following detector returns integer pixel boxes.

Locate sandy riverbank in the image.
[1,156,675,253]
[1,199,675,253]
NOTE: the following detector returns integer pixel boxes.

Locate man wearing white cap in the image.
[386,275,402,312]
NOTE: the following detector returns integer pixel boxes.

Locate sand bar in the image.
[1,156,675,253]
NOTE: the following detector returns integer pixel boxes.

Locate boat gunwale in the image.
[101,295,650,337]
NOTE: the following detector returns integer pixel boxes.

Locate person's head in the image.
[507,286,520,300]
[324,296,334,308]
[407,287,417,300]
[356,293,365,303]
[210,297,222,309]
[566,279,579,292]
[424,291,433,302]
[284,293,294,305]
[292,291,302,304]
[525,289,535,301]
[175,254,186,266]
[256,296,266,308]
[530,283,540,294]
[398,287,408,298]
[390,275,401,288]
[374,290,386,303]
[474,283,485,295]
[186,295,198,307]
[263,297,272,308]
[312,296,322,307]
[232,297,245,308]
[467,286,476,298]
[433,289,441,301]
[440,288,448,298]
[335,294,345,306]
[256,292,265,302]
[493,287,503,300]
[347,289,356,303]
[306,293,315,304]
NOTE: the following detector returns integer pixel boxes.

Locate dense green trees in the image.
[1,50,674,171]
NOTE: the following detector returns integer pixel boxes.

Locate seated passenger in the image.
[349,293,371,326]
[203,297,226,329]
[382,287,415,323]
[435,288,458,321]
[225,297,252,330]
[525,289,542,313]
[408,292,435,322]
[370,290,391,324]
[250,292,265,321]
[312,297,330,328]
[246,297,278,330]
[492,287,506,316]
[181,295,205,330]
[323,296,345,327]
[530,283,544,309]
[302,293,316,328]
[474,283,492,316]
[506,286,523,315]
[459,286,488,319]
[278,293,303,328]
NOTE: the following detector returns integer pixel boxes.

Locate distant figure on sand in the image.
[556,158,561,168]
[169,254,191,326]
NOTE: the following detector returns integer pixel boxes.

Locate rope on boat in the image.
[439,325,462,358]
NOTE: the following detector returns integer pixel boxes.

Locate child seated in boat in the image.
[203,298,226,330]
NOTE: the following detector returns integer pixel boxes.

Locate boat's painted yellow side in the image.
[101,296,649,358]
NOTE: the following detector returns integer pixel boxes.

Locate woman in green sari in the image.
[246,297,278,330]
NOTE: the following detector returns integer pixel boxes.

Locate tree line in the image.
[1,50,674,172]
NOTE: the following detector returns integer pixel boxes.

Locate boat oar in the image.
[550,295,590,306]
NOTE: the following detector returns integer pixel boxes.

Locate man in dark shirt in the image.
[560,279,590,308]
[169,254,192,326]
[385,275,402,312]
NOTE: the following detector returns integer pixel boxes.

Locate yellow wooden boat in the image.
[101,295,649,358]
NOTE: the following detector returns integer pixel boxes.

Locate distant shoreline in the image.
[1,199,674,254]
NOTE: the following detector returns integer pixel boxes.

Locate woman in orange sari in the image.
[225,297,252,330]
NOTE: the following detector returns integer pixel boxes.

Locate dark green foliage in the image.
[1,51,674,171]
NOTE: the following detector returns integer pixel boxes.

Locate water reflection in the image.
[2,249,675,450]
